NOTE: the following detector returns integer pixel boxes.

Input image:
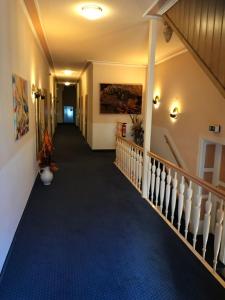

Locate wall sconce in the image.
[170,106,179,119]
[41,93,46,100]
[33,89,43,100]
[153,95,160,109]
[34,89,41,99]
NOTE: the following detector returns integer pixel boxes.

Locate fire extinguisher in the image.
[122,123,127,138]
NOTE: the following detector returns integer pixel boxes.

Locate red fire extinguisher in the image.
[122,123,127,138]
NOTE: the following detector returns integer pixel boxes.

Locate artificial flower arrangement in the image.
[129,114,144,147]
[38,130,58,173]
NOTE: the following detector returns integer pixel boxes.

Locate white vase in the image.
[40,166,53,186]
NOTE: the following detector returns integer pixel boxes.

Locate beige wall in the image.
[152,51,225,175]
[0,0,52,271]
[91,63,147,149]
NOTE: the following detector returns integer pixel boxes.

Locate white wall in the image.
[151,125,187,169]
[91,63,147,149]
[0,0,51,271]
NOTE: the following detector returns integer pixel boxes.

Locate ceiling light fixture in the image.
[63,70,73,76]
[65,82,71,86]
[80,4,103,20]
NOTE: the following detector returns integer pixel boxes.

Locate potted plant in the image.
[38,129,58,185]
[130,114,144,147]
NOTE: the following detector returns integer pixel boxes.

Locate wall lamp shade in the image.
[153,95,160,105]
[34,89,41,99]
[34,92,40,99]
[153,95,160,108]
[33,88,45,100]
[170,107,179,119]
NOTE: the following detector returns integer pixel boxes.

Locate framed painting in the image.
[100,83,142,114]
[12,74,29,140]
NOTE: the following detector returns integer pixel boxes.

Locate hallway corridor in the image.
[0,125,224,300]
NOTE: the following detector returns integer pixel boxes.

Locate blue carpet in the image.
[0,125,224,299]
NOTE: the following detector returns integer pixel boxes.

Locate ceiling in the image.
[36,0,185,80]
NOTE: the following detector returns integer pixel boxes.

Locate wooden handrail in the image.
[116,135,144,152]
[148,151,225,201]
[116,135,225,201]
[164,134,183,168]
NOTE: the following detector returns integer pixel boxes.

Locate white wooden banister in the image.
[115,135,225,288]
[115,136,143,193]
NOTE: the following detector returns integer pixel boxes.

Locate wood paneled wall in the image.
[164,0,225,98]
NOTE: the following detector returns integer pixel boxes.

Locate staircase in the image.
[163,0,225,98]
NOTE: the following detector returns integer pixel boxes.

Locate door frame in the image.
[198,137,225,264]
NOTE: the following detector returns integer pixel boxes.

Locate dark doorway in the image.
[62,85,76,124]
[64,106,74,123]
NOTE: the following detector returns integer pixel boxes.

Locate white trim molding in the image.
[88,60,147,69]
[158,0,178,15]
[155,48,188,65]
[143,0,178,17]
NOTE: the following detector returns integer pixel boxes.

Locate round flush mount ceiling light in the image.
[79,4,104,20]
[63,70,73,76]
[65,82,71,86]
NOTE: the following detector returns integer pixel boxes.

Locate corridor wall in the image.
[91,63,147,149]
[0,0,51,272]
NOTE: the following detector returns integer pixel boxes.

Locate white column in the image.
[142,17,160,198]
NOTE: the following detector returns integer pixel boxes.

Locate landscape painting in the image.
[100,84,142,114]
[12,74,29,140]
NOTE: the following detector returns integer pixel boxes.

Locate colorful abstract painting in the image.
[12,74,29,140]
[100,84,142,114]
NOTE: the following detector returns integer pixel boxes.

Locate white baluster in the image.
[123,142,126,173]
[138,152,143,190]
[147,158,152,200]
[185,181,193,239]
[171,172,178,224]
[132,148,136,183]
[120,141,123,170]
[160,165,166,212]
[130,147,134,179]
[165,169,172,219]
[122,142,124,169]
[125,143,129,176]
[155,162,161,207]
[123,142,126,172]
[135,151,140,187]
[117,140,121,167]
[213,201,224,271]
[202,193,212,259]
[150,160,156,202]
[192,186,202,249]
[129,146,132,180]
[127,145,131,179]
[177,176,185,232]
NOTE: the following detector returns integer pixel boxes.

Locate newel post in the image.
[142,17,160,199]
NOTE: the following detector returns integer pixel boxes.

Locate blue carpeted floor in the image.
[0,125,224,299]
